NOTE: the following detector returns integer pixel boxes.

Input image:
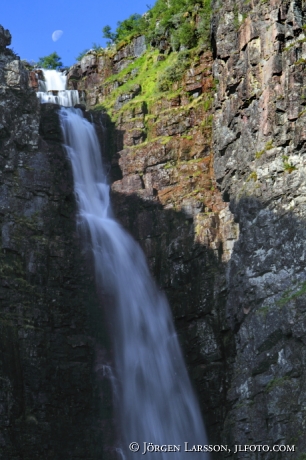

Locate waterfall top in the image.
[37,69,79,107]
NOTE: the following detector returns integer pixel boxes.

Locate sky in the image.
[2,0,150,67]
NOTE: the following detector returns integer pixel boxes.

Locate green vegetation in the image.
[37,51,63,69]
[94,45,212,123]
[257,304,269,318]
[76,43,103,61]
[156,50,191,91]
[276,281,306,307]
[102,0,212,49]
[282,155,297,173]
[102,25,117,43]
[294,58,306,66]
[255,140,273,159]
[76,49,89,61]
[265,376,290,393]
[246,171,258,182]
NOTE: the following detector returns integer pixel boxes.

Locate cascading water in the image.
[37,73,210,458]
[37,69,79,106]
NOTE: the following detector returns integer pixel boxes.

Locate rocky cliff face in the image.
[68,36,239,446]
[3,0,306,456]
[213,0,306,456]
[0,26,112,460]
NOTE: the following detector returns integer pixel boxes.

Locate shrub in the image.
[156,50,191,91]
[102,0,213,52]
[37,52,63,69]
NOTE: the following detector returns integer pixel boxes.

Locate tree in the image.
[116,14,145,42]
[37,52,63,69]
[102,25,117,43]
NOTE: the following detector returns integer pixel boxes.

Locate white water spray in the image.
[37,69,79,106]
[36,72,210,457]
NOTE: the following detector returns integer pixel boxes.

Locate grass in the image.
[94,49,181,118]
[282,155,297,173]
[284,37,306,52]
[294,58,306,66]
[246,171,257,182]
[94,43,214,123]
[255,140,273,159]
[276,281,306,307]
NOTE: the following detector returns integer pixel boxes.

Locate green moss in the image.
[294,58,306,66]
[284,37,306,52]
[200,114,213,128]
[255,148,265,159]
[276,281,306,307]
[255,140,273,159]
[257,305,269,318]
[94,49,181,117]
[160,136,172,145]
[163,162,175,170]
[265,376,290,393]
[246,171,257,182]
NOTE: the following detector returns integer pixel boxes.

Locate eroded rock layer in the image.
[213,0,306,456]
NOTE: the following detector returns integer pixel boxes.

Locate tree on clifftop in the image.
[37,51,63,69]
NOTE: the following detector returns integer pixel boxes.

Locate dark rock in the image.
[0,23,111,460]
[0,25,11,49]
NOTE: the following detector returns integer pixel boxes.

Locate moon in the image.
[52,30,63,42]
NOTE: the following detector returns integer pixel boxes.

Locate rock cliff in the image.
[2,0,306,457]
[67,35,243,445]
[0,26,111,460]
[212,0,306,456]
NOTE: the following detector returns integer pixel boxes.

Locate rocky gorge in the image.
[1,0,306,458]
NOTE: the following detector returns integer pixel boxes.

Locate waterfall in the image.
[36,70,210,457]
[37,69,79,106]
[59,107,210,459]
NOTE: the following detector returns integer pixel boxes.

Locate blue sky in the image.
[2,0,149,67]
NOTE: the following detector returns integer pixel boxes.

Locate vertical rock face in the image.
[213,0,306,455]
[0,26,110,459]
[3,0,306,454]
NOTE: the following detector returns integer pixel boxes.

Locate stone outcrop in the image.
[66,35,146,107]
[212,0,306,456]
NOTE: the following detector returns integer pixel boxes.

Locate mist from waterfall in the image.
[37,69,79,106]
[59,106,210,459]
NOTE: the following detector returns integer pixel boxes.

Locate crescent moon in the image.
[52,30,63,42]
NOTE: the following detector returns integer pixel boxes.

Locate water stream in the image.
[38,70,210,459]
[37,69,79,106]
